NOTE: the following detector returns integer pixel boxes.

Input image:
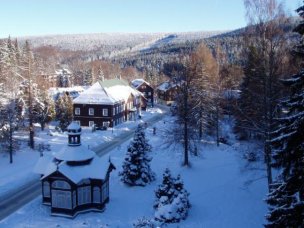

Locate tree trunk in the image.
[184,120,189,166]
[41,121,45,131]
[9,123,13,164]
[265,138,273,192]
[216,105,220,147]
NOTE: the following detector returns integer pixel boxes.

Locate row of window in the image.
[49,185,109,209]
[74,105,125,117]
[87,117,124,128]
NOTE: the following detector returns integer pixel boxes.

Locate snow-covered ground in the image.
[0,107,162,200]
[0,113,268,227]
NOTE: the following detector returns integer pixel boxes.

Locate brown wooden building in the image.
[73,79,142,128]
[131,79,154,109]
[156,81,180,105]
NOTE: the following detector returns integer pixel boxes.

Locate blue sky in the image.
[0,0,300,38]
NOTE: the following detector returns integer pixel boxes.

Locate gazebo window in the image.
[77,186,91,205]
[43,181,50,197]
[52,180,71,189]
[101,180,109,203]
[52,190,72,209]
[73,191,76,208]
[93,186,101,203]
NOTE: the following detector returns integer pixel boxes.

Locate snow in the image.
[48,86,86,100]
[131,79,149,89]
[42,155,111,184]
[53,145,96,162]
[100,79,142,103]
[0,107,160,199]
[0,113,268,227]
[67,121,81,131]
[157,81,179,92]
[73,82,117,105]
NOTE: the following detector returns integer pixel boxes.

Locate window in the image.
[52,190,72,209]
[148,92,152,96]
[103,108,108,116]
[73,191,76,208]
[75,108,80,115]
[89,121,95,127]
[89,108,94,116]
[43,181,50,197]
[103,121,110,127]
[101,180,109,203]
[52,180,71,189]
[77,186,91,205]
[75,120,81,126]
[113,107,115,116]
[93,187,101,203]
[116,106,118,114]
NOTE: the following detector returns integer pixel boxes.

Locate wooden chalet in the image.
[156,81,180,105]
[73,78,143,128]
[131,79,154,110]
[34,122,115,217]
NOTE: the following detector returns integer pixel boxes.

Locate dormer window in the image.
[89,108,94,116]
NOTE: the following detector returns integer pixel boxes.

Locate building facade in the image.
[156,81,180,105]
[73,79,142,128]
[131,79,154,109]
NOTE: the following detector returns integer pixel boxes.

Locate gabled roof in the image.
[157,81,179,92]
[73,82,117,105]
[99,79,142,103]
[131,79,151,89]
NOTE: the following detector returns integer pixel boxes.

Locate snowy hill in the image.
[17,31,226,58]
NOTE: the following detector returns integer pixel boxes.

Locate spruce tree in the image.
[120,124,155,186]
[265,4,304,227]
[154,169,190,223]
[55,93,73,131]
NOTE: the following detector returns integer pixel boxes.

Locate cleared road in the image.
[0,110,166,221]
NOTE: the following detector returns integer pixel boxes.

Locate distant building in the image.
[156,81,180,105]
[131,79,154,110]
[56,68,72,88]
[34,122,115,217]
[73,78,143,128]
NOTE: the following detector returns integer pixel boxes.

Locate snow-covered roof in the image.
[100,79,142,103]
[131,79,150,89]
[73,82,117,105]
[56,155,111,183]
[54,145,96,162]
[40,154,112,184]
[33,154,56,175]
[48,86,86,100]
[157,81,178,92]
[55,68,71,75]
[67,121,81,131]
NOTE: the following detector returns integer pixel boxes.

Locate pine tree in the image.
[234,45,264,138]
[154,169,190,223]
[33,90,55,131]
[0,37,23,163]
[83,67,93,86]
[265,4,304,227]
[55,93,73,131]
[119,124,155,186]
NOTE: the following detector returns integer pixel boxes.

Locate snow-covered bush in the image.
[154,169,190,223]
[133,217,160,228]
[119,124,155,186]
